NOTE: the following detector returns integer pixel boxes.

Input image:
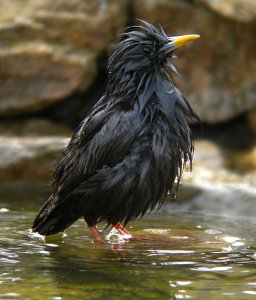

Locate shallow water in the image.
[1,184,256,300]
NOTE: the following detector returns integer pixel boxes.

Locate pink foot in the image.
[88,225,105,243]
[113,223,132,236]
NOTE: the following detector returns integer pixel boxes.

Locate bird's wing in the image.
[51,96,108,188]
[52,101,140,197]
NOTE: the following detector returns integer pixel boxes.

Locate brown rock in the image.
[199,0,256,23]
[182,139,256,187]
[0,136,69,182]
[0,119,71,182]
[0,119,72,136]
[134,0,256,123]
[166,136,256,216]
[0,0,128,115]
[247,108,256,133]
[177,140,256,215]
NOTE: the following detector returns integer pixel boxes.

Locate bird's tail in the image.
[32,194,82,236]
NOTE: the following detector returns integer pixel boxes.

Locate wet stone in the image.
[0,0,128,115]
[0,119,70,182]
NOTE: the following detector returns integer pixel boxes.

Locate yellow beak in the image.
[172,34,200,48]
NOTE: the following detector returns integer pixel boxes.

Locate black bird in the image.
[32,21,200,242]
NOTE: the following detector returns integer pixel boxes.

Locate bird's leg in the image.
[88,225,104,243]
[113,223,132,237]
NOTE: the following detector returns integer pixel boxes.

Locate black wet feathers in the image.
[32,21,199,236]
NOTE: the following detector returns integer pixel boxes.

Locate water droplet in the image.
[27,229,45,241]
[105,228,132,244]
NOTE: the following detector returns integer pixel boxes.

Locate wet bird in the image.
[32,20,200,242]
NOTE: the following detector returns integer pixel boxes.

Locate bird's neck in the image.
[106,68,173,107]
[106,70,141,101]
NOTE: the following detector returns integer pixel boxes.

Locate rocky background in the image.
[0,0,255,203]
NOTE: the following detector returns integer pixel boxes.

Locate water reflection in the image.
[0,185,256,299]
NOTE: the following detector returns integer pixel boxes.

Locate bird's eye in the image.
[143,47,151,54]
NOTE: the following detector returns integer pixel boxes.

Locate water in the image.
[1,184,256,299]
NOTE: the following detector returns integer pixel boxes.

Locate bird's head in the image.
[109,20,199,77]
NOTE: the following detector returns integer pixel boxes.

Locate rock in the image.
[0,119,72,137]
[0,119,70,182]
[247,108,256,133]
[182,140,256,186]
[177,140,256,214]
[176,183,256,218]
[199,0,256,23]
[0,136,69,182]
[0,0,128,116]
[134,0,256,123]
